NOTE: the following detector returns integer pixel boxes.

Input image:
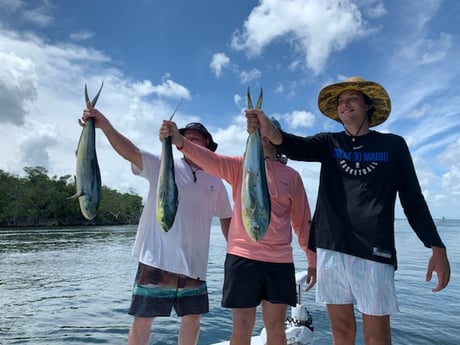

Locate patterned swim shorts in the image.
[128,263,209,317]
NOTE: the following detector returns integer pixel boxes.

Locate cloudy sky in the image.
[1,0,459,219]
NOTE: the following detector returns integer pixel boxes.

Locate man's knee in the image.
[128,317,154,345]
[181,314,201,328]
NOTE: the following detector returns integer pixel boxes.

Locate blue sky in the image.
[1,0,459,219]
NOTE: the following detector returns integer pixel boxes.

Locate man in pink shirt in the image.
[159,119,316,345]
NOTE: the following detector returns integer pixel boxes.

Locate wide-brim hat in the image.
[317,76,391,127]
[179,122,218,152]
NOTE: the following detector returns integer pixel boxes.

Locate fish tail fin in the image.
[256,88,263,109]
[84,84,90,104]
[84,81,104,106]
[91,81,104,106]
[247,87,253,109]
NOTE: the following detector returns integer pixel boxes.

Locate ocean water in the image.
[0,219,458,345]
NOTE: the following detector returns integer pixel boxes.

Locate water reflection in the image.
[0,226,137,253]
[0,226,138,344]
[1,222,459,345]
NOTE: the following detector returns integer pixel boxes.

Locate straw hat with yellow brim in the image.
[317,76,391,127]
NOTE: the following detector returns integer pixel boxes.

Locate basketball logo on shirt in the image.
[334,148,388,177]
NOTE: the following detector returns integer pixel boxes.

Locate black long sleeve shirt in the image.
[277,130,445,268]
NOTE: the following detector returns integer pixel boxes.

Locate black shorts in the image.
[128,263,209,317]
[221,254,296,308]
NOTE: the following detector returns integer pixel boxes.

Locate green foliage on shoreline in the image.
[0,166,143,227]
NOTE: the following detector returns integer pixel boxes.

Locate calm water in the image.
[0,219,459,345]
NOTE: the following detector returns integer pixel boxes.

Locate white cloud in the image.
[23,7,53,27]
[275,83,284,94]
[213,122,248,154]
[130,78,191,100]
[233,94,243,107]
[358,0,387,18]
[284,110,315,129]
[239,68,261,84]
[399,33,452,66]
[210,53,230,78]
[405,102,432,120]
[403,0,443,32]
[0,27,193,195]
[442,166,460,196]
[438,138,460,165]
[231,0,381,74]
[0,0,24,12]
[69,30,94,42]
[0,0,54,27]
[154,79,190,100]
[20,135,58,170]
[0,50,37,124]
[412,155,436,189]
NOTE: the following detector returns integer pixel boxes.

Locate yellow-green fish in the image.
[156,100,182,231]
[241,88,271,241]
[70,82,103,220]
[156,135,179,232]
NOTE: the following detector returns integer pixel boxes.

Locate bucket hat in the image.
[179,122,218,151]
[317,76,391,127]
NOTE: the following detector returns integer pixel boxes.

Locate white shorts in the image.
[316,248,399,316]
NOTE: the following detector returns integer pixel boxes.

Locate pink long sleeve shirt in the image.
[180,139,316,268]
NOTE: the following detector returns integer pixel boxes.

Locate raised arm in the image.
[81,102,143,170]
[245,109,283,145]
[159,119,184,148]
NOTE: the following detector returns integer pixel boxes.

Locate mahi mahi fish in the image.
[156,100,183,232]
[70,82,103,220]
[241,88,271,241]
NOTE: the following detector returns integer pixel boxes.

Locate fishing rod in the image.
[169,98,184,121]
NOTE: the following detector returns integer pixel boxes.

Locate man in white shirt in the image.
[80,104,232,345]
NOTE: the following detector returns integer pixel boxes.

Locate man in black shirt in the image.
[245,77,450,345]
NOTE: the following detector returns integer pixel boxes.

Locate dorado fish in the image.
[241,88,271,241]
[156,100,183,231]
[70,82,103,220]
